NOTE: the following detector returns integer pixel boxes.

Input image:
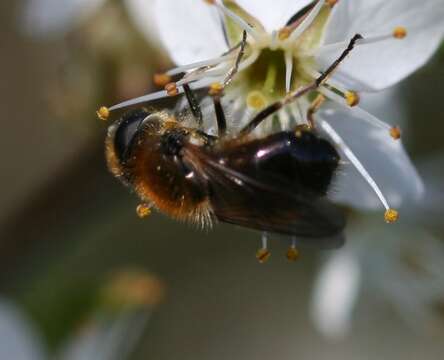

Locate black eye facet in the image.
[114,108,150,162]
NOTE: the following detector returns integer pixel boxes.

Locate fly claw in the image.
[286,239,300,262]
[136,203,152,219]
[256,248,271,264]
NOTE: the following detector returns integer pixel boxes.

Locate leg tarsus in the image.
[223,30,247,88]
[213,95,227,137]
[183,83,203,127]
[240,34,362,136]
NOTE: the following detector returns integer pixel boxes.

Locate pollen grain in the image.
[345,91,360,107]
[165,82,179,97]
[154,73,172,87]
[393,27,407,39]
[384,208,399,224]
[97,106,110,121]
[209,82,224,96]
[390,126,401,140]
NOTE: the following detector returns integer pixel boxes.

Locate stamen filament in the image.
[320,120,391,211]
[287,0,325,43]
[285,51,294,93]
[270,30,279,50]
[318,86,393,133]
[165,54,235,76]
[174,49,259,91]
[176,67,228,87]
[212,0,261,42]
[315,28,407,56]
[108,78,218,111]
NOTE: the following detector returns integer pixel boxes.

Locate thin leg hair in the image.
[212,30,248,137]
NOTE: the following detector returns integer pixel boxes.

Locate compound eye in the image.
[114,108,150,161]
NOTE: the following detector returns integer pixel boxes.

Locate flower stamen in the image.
[256,232,271,263]
[325,0,338,7]
[107,77,218,111]
[320,120,398,223]
[284,51,294,93]
[96,106,110,121]
[393,26,407,39]
[165,54,235,76]
[153,73,172,87]
[316,26,408,56]
[207,0,261,42]
[344,91,360,107]
[247,90,267,110]
[390,125,402,140]
[286,0,325,43]
[318,86,399,138]
[165,82,179,97]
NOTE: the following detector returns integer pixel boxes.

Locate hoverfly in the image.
[102,33,367,260]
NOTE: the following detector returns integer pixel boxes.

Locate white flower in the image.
[0,300,46,360]
[311,216,444,340]
[102,0,444,221]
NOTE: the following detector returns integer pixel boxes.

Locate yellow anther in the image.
[390,126,402,140]
[278,27,292,41]
[165,82,178,97]
[286,246,300,262]
[96,106,110,121]
[209,82,224,96]
[203,0,215,4]
[345,91,360,107]
[247,90,267,110]
[153,73,172,87]
[136,204,152,218]
[325,0,338,7]
[393,26,407,39]
[384,208,399,224]
[256,248,271,264]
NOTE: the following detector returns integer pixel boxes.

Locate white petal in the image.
[125,0,163,48]
[22,0,105,37]
[319,0,444,91]
[359,86,406,129]
[311,250,361,341]
[154,0,228,65]
[319,103,424,210]
[0,300,46,360]
[59,312,150,360]
[234,0,313,32]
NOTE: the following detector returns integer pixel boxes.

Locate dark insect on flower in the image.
[105,107,345,240]
[100,31,399,261]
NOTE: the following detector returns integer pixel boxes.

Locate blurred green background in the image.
[2,1,444,359]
